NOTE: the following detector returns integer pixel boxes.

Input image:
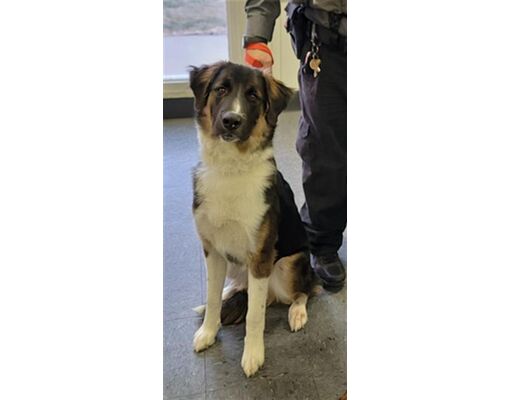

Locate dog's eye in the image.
[215,86,227,96]
[247,89,258,101]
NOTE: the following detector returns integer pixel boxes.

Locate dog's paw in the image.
[288,302,308,332]
[241,338,265,377]
[193,325,217,352]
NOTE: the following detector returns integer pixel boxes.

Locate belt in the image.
[304,8,347,36]
[306,20,347,51]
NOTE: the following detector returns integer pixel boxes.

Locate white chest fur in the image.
[194,142,275,262]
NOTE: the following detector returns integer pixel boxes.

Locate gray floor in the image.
[164,111,347,400]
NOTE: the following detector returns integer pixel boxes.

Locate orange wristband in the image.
[244,42,274,68]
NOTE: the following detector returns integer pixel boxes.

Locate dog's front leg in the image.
[241,270,269,377]
[193,247,227,352]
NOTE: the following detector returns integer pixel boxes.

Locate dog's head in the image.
[189,62,293,150]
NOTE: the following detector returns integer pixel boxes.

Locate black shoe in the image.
[311,253,346,289]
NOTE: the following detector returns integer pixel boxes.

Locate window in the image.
[163,1,297,99]
[163,0,229,81]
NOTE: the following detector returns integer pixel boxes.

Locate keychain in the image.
[308,23,321,78]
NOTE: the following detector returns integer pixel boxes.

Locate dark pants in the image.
[296,38,347,256]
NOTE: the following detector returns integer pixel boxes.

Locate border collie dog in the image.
[189,62,316,377]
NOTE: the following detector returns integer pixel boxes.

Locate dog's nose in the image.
[222,112,242,131]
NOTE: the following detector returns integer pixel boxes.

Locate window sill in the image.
[163,79,192,99]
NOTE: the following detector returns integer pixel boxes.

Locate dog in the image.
[189,62,317,377]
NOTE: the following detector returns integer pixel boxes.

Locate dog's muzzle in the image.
[220,112,244,142]
[222,112,243,130]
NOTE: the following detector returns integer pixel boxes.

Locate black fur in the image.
[189,62,227,113]
[191,163,202,211]
[225,253,242,265]
[264,78,294,128]
[221,290,248,325]
[292,251,316,296]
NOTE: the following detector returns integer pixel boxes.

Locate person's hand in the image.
[244,43,274,75]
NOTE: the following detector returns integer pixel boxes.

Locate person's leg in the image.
[296,41,347,284]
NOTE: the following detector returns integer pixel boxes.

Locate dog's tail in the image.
[192,289,248,325]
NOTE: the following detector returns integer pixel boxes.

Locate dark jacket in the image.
[244,0,347,44]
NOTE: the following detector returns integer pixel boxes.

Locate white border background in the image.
[1,1,510,399]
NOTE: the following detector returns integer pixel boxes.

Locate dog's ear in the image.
[189,62,228,112]
[263,73,294,127]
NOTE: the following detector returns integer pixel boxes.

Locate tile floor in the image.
[164,111,346,400]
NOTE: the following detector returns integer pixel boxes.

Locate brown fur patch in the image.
[247,210,278,279]
[196,95,214,137]
[274,252,315,303]
[263,73,294,127]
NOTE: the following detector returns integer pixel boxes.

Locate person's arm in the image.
[243,0,281,72]
[244,0,281,44]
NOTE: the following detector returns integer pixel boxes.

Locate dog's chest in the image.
[195,164,272,257]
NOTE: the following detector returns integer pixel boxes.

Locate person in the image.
[243,0,347,288]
